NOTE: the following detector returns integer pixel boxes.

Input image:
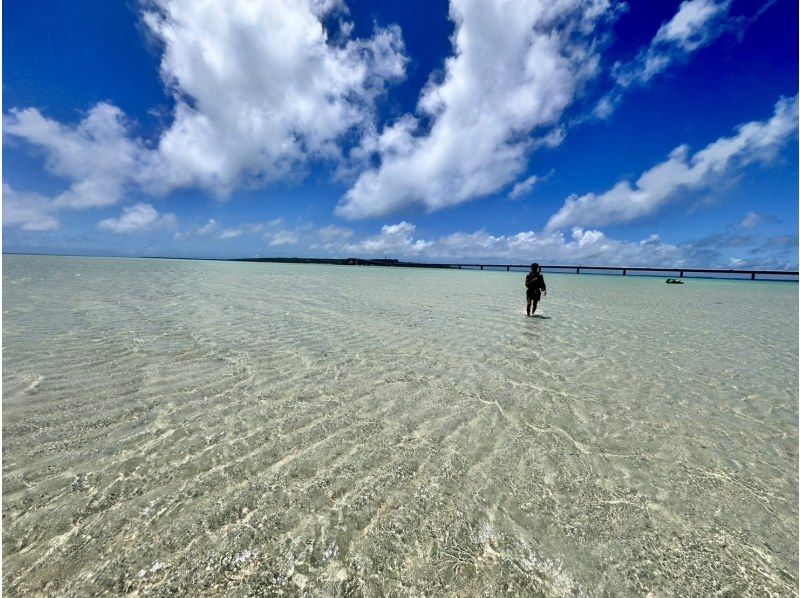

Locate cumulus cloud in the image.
[336,0,616,219]
[140,0,406,195]
[3,184,59,231]
[98,203,177,233]
[4,0,406,208]
[435,227,698,265]
[326,220,795,269]
[548,95,798,230]
[4,103,146,208]
[334,222,716,266]
[596,0,731,118]
[343,221,432,254]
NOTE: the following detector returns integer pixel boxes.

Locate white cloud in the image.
[2,184,59,231]
[210,221,349,249]
[208,220,279,240]
[198,218,218,234]
[98,203,177,233]
[173,215,790,269]
[5,0,406,207]
[326,220,799,268]
[429,227,693,265]
[509,175,539,199]
[739,211,761,228]
[4,103,146,208]
[140,0,406,195]
[595,0,731,118]
[330,220,718,266]
[653,0,730,51]
[336,0,615,219]
[219,228,243,240]
[548,95,798,230]
[344,221,432,254]
[174,217,221,239]
[268,230,300,246]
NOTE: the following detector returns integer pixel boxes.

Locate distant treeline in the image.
[233,257,454,268]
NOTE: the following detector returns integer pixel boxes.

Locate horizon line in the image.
[4,251,798,277]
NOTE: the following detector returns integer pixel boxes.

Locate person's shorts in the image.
[526,289,541,301]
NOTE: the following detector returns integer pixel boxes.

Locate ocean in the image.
[3,254,798,596]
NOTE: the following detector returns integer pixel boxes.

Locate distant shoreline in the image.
[4,252,798,281]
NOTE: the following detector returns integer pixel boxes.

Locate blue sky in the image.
[3,0,798,267]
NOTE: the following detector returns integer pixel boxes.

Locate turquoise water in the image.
[3,254,798,596]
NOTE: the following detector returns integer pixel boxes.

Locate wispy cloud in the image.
[198,219,218,234]
[266,230,298,247]
[548,95,798,230]
[508,175,539,199]
[219,228,243,240]
[595,0,731,118]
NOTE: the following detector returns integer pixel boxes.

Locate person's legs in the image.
[530,290,541,315]
[526,299,532,316]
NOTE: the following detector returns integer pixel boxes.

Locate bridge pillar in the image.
[507,265,510,271]
[751,272,756,280]
[576,267,580,274]
[480,265,484,270]
[622,269,627,276]
[679,270,684,278]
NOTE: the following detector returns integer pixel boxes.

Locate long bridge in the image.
[236,257,798,280]
[451,264,798,280]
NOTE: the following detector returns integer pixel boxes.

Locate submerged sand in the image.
[3,255,798,596]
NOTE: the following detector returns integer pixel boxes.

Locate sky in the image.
[3,0,798,268]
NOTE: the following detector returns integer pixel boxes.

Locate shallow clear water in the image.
[3,254,798,596]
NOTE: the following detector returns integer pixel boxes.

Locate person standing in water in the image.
[525,263,547,316]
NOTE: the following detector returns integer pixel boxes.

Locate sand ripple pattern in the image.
[3,255,798,596]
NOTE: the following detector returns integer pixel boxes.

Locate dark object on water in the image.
[665,278,684,284]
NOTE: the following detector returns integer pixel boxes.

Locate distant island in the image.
[233,257,454,268]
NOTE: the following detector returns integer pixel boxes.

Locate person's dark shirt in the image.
[525,272,546,291]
